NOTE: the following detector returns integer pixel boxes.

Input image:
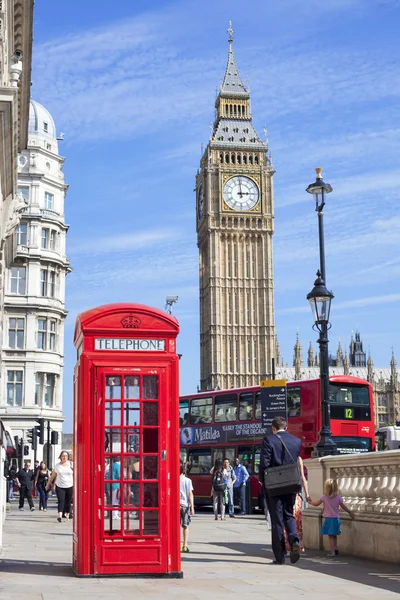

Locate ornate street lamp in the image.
[306,168,337,457]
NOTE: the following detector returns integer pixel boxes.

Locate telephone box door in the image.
[94,367,168,574]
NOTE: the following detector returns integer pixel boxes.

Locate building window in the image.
[50,230,56,250]
[43,121,48,133]
[45,192,54,210]
[7,370,23,406]
[40,269,58,298]
[18,186,29,202]
[37,318,57,351]
[17,223,28,245]
[10,267,26,295]
[8,318,25,349]
[46,144,52,151]
[35,373,56,407]
[41,228,49,249]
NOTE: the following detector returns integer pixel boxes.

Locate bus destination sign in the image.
[260,379,287,433]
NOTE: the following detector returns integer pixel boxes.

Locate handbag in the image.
[263,435,302,496]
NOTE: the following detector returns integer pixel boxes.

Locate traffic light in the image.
[23,445,29,456]
[27,428,37,451]
[50,430,59,445]
[35,418,45,445]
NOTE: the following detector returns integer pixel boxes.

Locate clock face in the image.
[223,176,259,211]
[198,184,204,219]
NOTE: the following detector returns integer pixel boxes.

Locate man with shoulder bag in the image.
[259,416,302,565]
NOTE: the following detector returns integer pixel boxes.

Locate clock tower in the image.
[196,24,275,391]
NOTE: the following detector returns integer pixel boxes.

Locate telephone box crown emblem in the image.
[120,314,141,328]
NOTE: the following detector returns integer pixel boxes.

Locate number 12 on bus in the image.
[179,376,375,509]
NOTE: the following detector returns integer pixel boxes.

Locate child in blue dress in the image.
[307,478,355,557]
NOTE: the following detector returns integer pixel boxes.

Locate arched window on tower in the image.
[243,155,247,165]
[237,154,241,164]
[233,243,238,277]
[234,105,237,116]
[249,155,253,165]
[229,104,233,116]
[225,153,230,164]
[255,155,259,165]
[231,153,235,164]
[220,153,223,163]
[225,105,228,116]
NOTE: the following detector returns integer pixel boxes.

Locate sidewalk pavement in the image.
[1,502,400,600]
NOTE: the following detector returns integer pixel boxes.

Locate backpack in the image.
[212,470,227,492]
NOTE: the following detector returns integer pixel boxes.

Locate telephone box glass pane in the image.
[143,456,158,480]
[110,457,121,506]
[143,511,159,535]
[125,512,140,535]
[105,403,121,426]
[143,429,158,453]
[124,376,140,399]
[143,483,158,508]
[106,376,121,399]
[124,483,139,508]
[143,376,158,399]
[104,511,122,534]
[104,480,112,507]
[125,402,140,426]
[143,402,158,426]
[104,428,121,453]
[124,457,140,480]
[125,428,140,453]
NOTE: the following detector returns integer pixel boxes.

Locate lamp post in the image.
[306,168,337,457]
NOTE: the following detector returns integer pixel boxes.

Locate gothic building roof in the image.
[209,24,267,152]
[220,30,249,97]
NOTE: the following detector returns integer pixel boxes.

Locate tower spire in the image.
[220,21,248,96]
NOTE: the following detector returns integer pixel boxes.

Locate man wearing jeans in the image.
[234,458,249,515]
[223,459,236,518]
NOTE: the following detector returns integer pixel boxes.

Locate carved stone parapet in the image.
[303,450,400,562]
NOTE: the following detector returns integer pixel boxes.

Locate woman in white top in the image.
[46,450,73,522]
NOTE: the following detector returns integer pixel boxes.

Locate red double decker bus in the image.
[179,375,375,510]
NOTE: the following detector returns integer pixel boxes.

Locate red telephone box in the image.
[73,303,182,577]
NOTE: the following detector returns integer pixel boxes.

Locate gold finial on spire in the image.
[315,167,323,179]
[227,21,234,43]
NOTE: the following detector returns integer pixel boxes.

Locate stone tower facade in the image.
[196,25,275,391]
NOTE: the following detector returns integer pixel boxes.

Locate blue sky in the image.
[32,0,400,431]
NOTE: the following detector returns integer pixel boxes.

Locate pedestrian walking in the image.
[46,450,73,522]
[180,463,194,552]
[233,457,249,515]
[15,461,35,512]
[7,465,16,501]
[35,461,50,511]
[211,458,226,520]
[223,458,236,518]
[259,416,302,565]
[307,478,355,557]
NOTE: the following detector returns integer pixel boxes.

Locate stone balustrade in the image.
[303,450,400,563]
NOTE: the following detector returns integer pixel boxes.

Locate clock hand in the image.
[238,178,243,197]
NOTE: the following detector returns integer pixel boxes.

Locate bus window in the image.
[188,449,211,474]
[287,387,301,417]
[238,446,253,474]
[190,397,213,424]
[255,391,261,420]
[213,448,235,465]
[254,446,261,474]
[180,400,189,425]
[239,392,253,421]
[180,448,187,464]
[215,394,237,422]
[329,384,369,405]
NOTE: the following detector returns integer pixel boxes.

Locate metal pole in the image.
[47,421,50,467]
[318,188,326,283]
[271,357,276,380]
[315,188,337,457]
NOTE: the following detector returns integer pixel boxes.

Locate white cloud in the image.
[69,228,179,254]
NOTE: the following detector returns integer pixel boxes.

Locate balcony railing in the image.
[40,209,62,220]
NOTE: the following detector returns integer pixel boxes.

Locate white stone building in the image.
[0,100,70,466]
